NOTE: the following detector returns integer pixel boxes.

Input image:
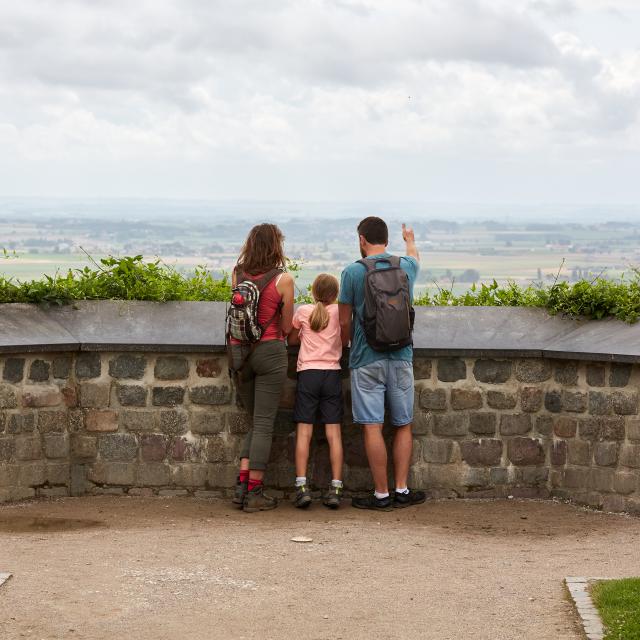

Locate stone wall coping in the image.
[0,300,639,362]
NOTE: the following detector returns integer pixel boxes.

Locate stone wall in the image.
[0,350,639,514]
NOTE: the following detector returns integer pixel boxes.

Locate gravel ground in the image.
[1,496,639,640]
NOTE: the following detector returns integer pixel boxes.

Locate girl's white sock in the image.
[295,476,307,487]
[331,479,343,488]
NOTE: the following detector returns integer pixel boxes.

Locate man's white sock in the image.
[295,476,307,487]
[374,491,390,500]
[395,487,410,495]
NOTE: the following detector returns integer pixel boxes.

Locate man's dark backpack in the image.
[358,256,415,352]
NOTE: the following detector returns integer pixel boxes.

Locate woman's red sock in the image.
[247,479,263,492]
[239,470,249,484]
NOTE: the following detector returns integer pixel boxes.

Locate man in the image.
[339,216,426,511]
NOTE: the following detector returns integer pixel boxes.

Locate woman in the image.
[230,223,294,512]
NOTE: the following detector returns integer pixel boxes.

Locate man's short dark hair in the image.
[357,216,388,245]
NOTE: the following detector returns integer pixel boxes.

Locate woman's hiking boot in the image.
[243,485,278,513]
[293,484,312,509]
[232,479,248,509]
[323,485,342,509]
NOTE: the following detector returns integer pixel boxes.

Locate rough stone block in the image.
[171,437,198,462]
[437,358,467,382]
[116,384,148,407]
[195,358,221,378]
[507,438,545,466]
[120,410,155,432]
[589,391,613,416]
[76,353,102,379]
[612,391,638,416]
[609,363,632,388]
[52,356,72,380]
[620,444,640,469]
[586,364,606,387]
[544,390,561,413]
[155,356,190,380]
[614,472,638,495]
[140,434,167,462]
[159,409,188,435]
[0,385,17,409]
[89,462,135,485]
[628,419,640,442]
[206,462,238,488]
[550,440,567,466]
[426,464,463,488]
[553,417,577,438]
[535,415,553,436]
[189,385,232,405]
[62,386,78,408]
[486,390,517,410]
[85,410,119,432]
[412,411,431,435]
[71,435,97,460]
[37,410,68,433]
[413,359,432,380]
[578,416,625,441]
[490,467,508,484]
[98,433,138,461]
[594,442,619,467]
[0,437,15,461]
[191,411,225,434]
[603,494,626,513]
[7,413,35,434]
[68,410,84,432]
[108,355,146,380]
[590,468,614,492]
[137,463,171,487]
[521,387,543,413]
[44,434,69,459]
[422,439,454,464]
[559,390,587,413]
[29,359,50,382]
[152,386,185,406]
[18,461,46,487]
[419,388,446,411]
[206,435,231,462]
[516,467,548,485]
[22,386,62,408]
[15,436,42,461]
[3,358,25,383]
[463,467,490,488]
[472,360,512,384]
[500,414,532,436]
[515,359,552,383]
[343,430,368,466]
[563,467,589,488]
[171,464,208,487]
[79,382,110,408]
[554,361,578,386]
[469,413,497,435]
[567,440,591,466]
[460,439,502,466]
[432,414,467,437]
[450,389,482,410]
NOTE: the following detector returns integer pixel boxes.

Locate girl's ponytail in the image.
[308,273,339,332]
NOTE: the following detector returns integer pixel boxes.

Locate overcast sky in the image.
[0,0,639,206]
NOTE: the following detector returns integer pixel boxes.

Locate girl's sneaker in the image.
[323,485,342,509]
[294,484,312,509]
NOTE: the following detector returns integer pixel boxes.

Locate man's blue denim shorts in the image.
[350,359,414,426]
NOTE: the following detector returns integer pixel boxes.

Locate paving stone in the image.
[554,361,578,386]
[120,410,156,432]
[152,386,185,407]
[460,439,502,466]
[521,387,543,413]
[195,358,221,378]
[586,364,606,387]
[154,356,189,380]
[189,385,232,405]
[75,353,102,379]
[28,359,50,382]
[108,354,146,379]
[437,358,467,382]
[515,359,552,383]
[609,363,632,387]
[98,433,138,461]
[486,390,517,410]
[469,413,497,435]
[116,384,148,407]
[450,388,482,410]
[561,390,588,413]
[3,358,25,383]
[472,359,512,384]
[52,356,72,380]
[500,414,532,436]
[507,438,545,466]
[419,388,446,411]
[544,390,562,413]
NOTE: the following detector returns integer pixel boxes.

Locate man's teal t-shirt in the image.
[339,253,419,369]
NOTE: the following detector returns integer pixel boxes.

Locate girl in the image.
[288,274,347,509]
[230,224,294,512]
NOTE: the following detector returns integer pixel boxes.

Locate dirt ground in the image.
[1,497,639,640]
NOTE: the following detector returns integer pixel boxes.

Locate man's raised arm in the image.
[402,223,419,262]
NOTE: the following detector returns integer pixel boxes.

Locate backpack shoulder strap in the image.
[357,258,378,272]
[252,268,283,292]
[388,255,401,268]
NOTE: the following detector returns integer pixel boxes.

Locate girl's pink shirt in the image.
[292,303,342,372]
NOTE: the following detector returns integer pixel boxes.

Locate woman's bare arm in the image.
[277,272,295,336]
